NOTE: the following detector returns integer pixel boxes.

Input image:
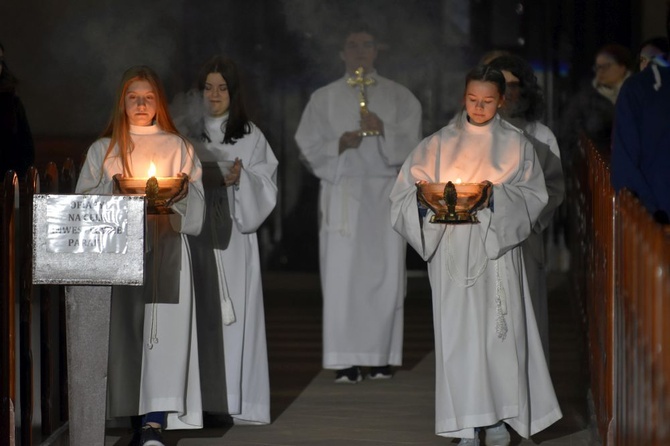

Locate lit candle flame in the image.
[147,162,156,178]
[455,178,462,184]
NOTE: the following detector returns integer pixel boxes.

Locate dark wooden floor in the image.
[263,272,437,422]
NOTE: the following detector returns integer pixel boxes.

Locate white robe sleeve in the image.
[377,86,422,166]
[526,126,564,233]
[390,138,447,261]
[75,139,113,194]
[295,92,342,183]
[477,138,548,259]
[230,129,279,233]
[168,142,205,237]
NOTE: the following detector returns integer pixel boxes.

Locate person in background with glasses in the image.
[559,43,633,153]
[0,41,35,180]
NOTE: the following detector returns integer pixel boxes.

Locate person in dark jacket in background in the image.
[611,9,670,224]
[560,43,633,152]
[0,41,34,179]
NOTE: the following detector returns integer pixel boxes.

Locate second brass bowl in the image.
[416,181,487,224]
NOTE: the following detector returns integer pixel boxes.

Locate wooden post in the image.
[19,167,39,445]
[58,160,75,424]
[1,171,18,446]
[39,163,61,434]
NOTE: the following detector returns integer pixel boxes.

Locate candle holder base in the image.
[430,211,480,224]
[358,129,381,137]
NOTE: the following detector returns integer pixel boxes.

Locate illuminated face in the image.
[340,32,378,74]
[464,80,504,125]
[594,54,628,88]
[203,72,230,117]
[124,79,157,126]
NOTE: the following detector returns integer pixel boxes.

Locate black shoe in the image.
[368,365,393,380]
[140,425,165,446]
[334,366,362,383]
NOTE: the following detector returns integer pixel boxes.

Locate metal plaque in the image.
[33,194,146,285]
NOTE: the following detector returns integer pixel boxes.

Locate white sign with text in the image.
[33,194,145,285]
[46,195,129,253]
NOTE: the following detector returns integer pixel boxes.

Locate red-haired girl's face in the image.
[124,79,157,126]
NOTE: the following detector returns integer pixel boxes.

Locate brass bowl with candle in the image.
[416,181,490,224]
[113,175,188,215]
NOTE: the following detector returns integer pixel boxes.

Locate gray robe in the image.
[515,121,564,359]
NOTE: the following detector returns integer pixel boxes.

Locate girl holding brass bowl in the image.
[390,65,561,445]
[172,56,278,425]
[77,65,205,446]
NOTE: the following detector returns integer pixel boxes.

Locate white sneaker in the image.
[368,365,393,380]
[457,437,480,446]
[485,422,510,446]
[334,366,362,384]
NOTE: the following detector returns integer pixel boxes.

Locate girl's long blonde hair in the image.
[101,65,183,177]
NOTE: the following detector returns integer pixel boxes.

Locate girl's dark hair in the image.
[196,56,250,145]
[465,64,506,96]
[487,54,545,121]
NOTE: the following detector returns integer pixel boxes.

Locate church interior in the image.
[1,0,668,444]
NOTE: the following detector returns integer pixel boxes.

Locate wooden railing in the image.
[615,190,670,445]
[1,161,77,445]
[569,136,670,445]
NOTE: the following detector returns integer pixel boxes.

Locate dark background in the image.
[0,0,665,271]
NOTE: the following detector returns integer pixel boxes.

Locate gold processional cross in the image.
[346,66,380,137]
